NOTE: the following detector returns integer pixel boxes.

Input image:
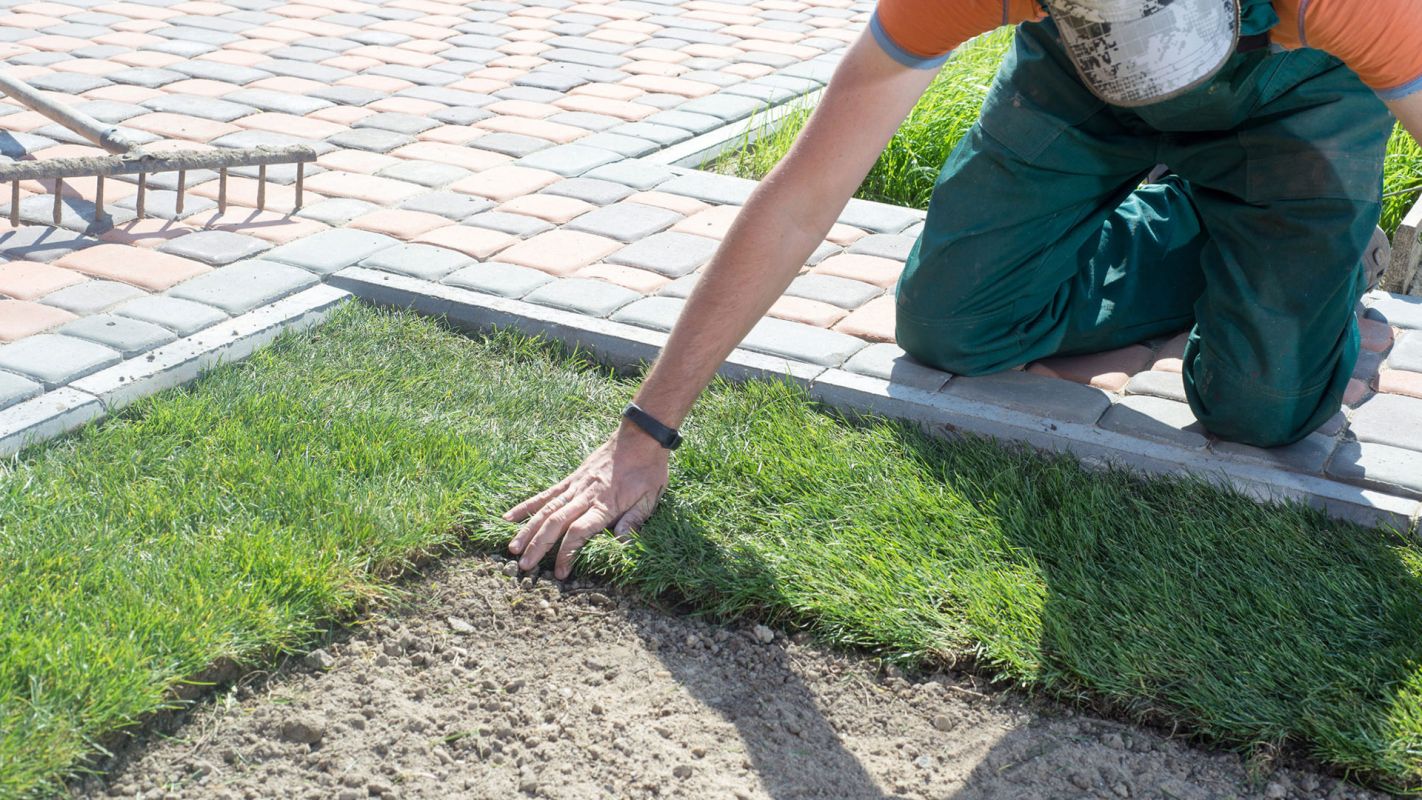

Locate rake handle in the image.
[0,72,145,155]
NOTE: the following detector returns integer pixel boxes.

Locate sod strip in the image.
[714,28,1422,239]
[5,304,1422,794]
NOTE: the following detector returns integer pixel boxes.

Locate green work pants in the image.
[895,20,1395,447]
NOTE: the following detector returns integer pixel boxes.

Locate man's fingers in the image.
[553,508,615,580]
[517,497,592,571]
[503,476,574,524]
[612,487,664,541]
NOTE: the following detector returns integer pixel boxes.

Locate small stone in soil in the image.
[931,714,954,732]
[302,648,336,670]
[278,717,325,745]
[752,625,774,644]
[673,765,692,779]
[502,561,520,578]
[447,616,476,634]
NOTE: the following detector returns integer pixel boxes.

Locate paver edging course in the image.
[1385,192,1422,295]
[327,266,1422,536]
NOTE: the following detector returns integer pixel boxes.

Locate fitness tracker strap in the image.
[622,403,682,450]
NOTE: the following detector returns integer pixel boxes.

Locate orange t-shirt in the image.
[870,0,1422,100]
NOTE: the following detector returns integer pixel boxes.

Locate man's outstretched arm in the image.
[1387,93,1422,149]
[504,29,941,579]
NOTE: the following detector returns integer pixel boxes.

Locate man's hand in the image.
[504,423,670,580]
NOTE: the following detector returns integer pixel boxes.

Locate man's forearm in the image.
[1387,93,1422,149]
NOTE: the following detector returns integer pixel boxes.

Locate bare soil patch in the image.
[74,555,1390,800]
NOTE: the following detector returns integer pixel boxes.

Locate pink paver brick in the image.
[1378,369,1422,400]
[588,28,648,45]
[769,295,847,328]
[1027,344,1154,392]
[475,115,586,144]
[310,106,375,125]
[318,149,402,174]
[82,84,164,104]
[809,254,904,289]
[621,61,690,78]
[498,230,621,276]
[190,177,321,212]
[108,50,182,68]
[0,299,78,342]
[620,74,719,97]
[191,209,331,244]
[164,78,244,97]
[832,295,898,342]
[0,262,86,301]
[235,112,346,140]
[485,99,560,119]
[722,23,804,43]
[413,225,517,259]
[348,209,451,239]
[323,55,381,73]
[1151,331,1190,373]
[551,95,656,121]
[449,166,561,202]
[1344,377,1370,406]
[56,244,209,291]
[575,263,670,294]
[569,83,645,101]
[623,48,688,64]
[417,126,483,145]
[723,61,776,79]
[1360,316,1394,353]
[626,191,710,216]
[125,113,239,143]
[497,43,550,59]
[671,205,741,239]
[367,96,446,116]
[302,172,424,205]
[825,223,867,246]
[349,44,441,67]
[390,142,511,172]
[497,194,595,224]
[98,219,197,248]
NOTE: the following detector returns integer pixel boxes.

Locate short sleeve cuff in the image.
[1377,73,1422,101]
[869,10,952,69]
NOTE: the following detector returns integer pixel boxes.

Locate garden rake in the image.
[0,71,316,227]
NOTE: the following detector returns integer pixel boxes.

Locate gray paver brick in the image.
[847,234,916,262]
[222,88,332,115]
[838,198,923,234]
[400,191,495,220]
[264,229,399,275]
[355,112,440,135]
[610,296,683,331]
[470,132,553,158]
[378,161,470,188]
[656,172,756,205]
[657,273,699,298]
[167,60,270,84]
[608,122,691,146]
[493,86,564,103]
[0,131,55,159]
[784,274,883,309]
[168,259,318,315]
[0,334,120,389]
[113,190,215,222]
[806,242,841,266]
[723,83,798,104]
[606,231,717,277]
[74,100,148,123]
[740,316,866,367]
[1390,331,1422,372]
[367,65,456,86]
[158,230,270,265]
[944,370,1111,425]
[360,243,472,281]
[310,85,384,106]
[112,295,228,336]
[1349,393,1422,453]
[677,94,768,121]
[0,370,41,411]
[1364,292,1422,330]
[0,226,100,262]
[515,70,588,92]
[840,343,950,391]
[397,86,497,109]
[296,197,379,227]
[524,277,640,317]
[1327,440,1422,498]
[542,47,627,70]
[518,144,621,177]
[431,107,492,126]
[58,313,177,358]
[1212,433,1338,475]
[643,109,722,134]
[40,280,146,315]
[326,128,414,153]
[541,178,633,206]
[142,94,254,122]
[110,67,184,88]
[1123,370,1186,403]
[565,202,681,242]
[441,261,552,298]
[1098,395,1208,449]
[546,111,622,132]
[261,60,353,84]
[26,72,108,94]
[679,69,739,88]
[466,211,553,237]
[583,160,675,191]
[575,132,658,158]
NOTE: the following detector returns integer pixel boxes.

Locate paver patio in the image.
[0,0,1420,530]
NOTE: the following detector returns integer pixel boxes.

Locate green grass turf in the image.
[712,28,1422,238]
[6,303,1422,794]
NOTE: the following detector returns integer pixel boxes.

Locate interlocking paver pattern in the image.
[1,0,1419,516]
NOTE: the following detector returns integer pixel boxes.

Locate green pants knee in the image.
[896,20,1394,447]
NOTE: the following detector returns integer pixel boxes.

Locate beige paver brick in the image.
[98,219,197,248]
[413,225,517,259]
[489,55,546,70]
[83,84,163,104]
[770,295,847,328]
[1378,369,1422,400]
[569,83,646,101]
[1150,331,1189,373]
[620,61,690,78]
[475,115,586,144]
[620,74,719,97]
[417,126,483,145]
[235,112,347,140]
[809,254,904,289]
[0,262,86,301]
[1027,344,1154,392]
[0,299,78,342]
[449,166,561,202]
[390,142,511,172]
[190,177,322,212]
[367,97,446,116]
[825,223,868,246]
[486,99,561,119]
[575,263,670,293]
[498,230,621,276]
[191,209,331,244]
[126,112,240,143]
[164,78,243,97]
[497,194,596,224]
[551,95,656,121]
[338,74,414,93]
[348,209,451,239]
[310,107,375,125]
[625,192,710,216]
[57,244,210,291]
[318,149,403,175]
[302,172,424,205]
[723,62,776,79]
[324,56,381,73]
[450,77,511,94]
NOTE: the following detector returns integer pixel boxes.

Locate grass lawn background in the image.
[713,29,1422,239]
[5,304,1422,795]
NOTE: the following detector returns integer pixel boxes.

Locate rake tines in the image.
[0,71,314,226]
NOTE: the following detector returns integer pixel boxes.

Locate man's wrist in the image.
[621,403,682,450]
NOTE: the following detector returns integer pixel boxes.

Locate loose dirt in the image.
[74,555,1390,800]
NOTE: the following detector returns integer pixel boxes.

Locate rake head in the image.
[0,71,316,228]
